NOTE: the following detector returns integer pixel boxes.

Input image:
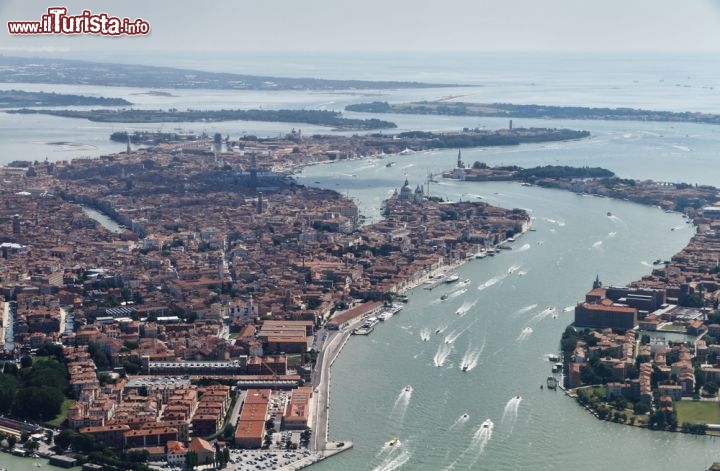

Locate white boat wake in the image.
[507,264,522,274]
[515,243,531,252]
[529,306,556,324]
[516,326,533,342]
[449,412,471,430]
[608,231,617,237]
[433,343,453,367]
[455,298,479,317]
[515,304,538,316]
[445,321,476,345]
[443,419,494,470]
[477,273,507,291]
[390,386,413,423]
[592,240,603,248]
[640,260,653,268]
[450,288,468,298]
[459,343,483,372]
[563,305,575,312]
[373,444,412,471]
[502,395,523,422]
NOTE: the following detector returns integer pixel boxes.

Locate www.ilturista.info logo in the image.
[7,7,150,36]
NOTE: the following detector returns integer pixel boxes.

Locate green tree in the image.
[0,374,18,414]
[185,450,198,470]
[3,362,18,376]
[20,355,33,369]
[24,439,39,452]
[125,449,149,463]
[87,342,110,369]
[13,386,64,420]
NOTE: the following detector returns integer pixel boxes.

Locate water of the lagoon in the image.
[1,52,719,470]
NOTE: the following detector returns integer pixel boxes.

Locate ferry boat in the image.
[377,312,392,321]
[362,317,379,328]
[444,274,460,283]
[388,303,404,314]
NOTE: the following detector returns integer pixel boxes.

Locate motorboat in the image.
[461,413,469,420]
[462,365,469,372]
[388,437,401,447]
[404,385,413,393]
[440,294,449,301]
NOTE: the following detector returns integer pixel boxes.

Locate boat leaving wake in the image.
[459,343,482,372]
[390,385,413,423]
[419,328,431,342]
[515,243,531,252]
[516,326,533,342]
[515,304,538,316]
[433,343,452,367]
[455,298,479,317]
[442,419,494,471]
[477,273,507,291]
[502,395,523,422]
[449,412,471,430]
[373,444,412,471]
[529,306,556,324]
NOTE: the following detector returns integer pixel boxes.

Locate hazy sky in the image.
[3,0,720,55]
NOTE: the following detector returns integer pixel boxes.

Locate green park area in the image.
[676,401,720,425]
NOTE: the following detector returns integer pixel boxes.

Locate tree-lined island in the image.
[8,108,397,131]
[0,89,132,108]
[346,100,720,126]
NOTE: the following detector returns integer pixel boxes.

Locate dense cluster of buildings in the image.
[0,132,533,467]
[570,268,713,412]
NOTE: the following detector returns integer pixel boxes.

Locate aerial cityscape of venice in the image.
[3,1,720,470]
